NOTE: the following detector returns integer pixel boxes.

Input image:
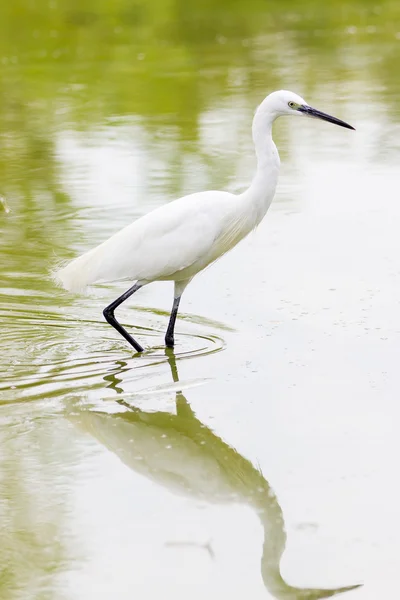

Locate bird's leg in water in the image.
[103,282,144,352]
[165,296,181,348]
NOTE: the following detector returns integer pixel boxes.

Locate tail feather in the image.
[53,249,100,293]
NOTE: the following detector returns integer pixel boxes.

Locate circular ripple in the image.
[139,332,225,360]
[0,303,228,404]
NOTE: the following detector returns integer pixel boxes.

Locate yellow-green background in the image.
[1,2,399,599]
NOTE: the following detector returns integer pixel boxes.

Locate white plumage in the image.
[57,190,248,292]
[54,90,354,351]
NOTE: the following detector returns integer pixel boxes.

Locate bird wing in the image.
[55,191,234,292]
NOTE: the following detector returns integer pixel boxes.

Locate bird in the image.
[69,351,361,599]
[54,90,354,352]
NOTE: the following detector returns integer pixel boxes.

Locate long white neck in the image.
[239,104,280,226]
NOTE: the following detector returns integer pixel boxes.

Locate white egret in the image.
[55,90,354,352]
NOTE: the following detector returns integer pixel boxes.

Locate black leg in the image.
[165,295,181,348]
[103,282,144,353]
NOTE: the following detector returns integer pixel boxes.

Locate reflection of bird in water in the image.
[71,351,360,600]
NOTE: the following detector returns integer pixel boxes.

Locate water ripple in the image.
[0,302,228,405]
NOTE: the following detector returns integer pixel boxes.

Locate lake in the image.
[1,1,399,598]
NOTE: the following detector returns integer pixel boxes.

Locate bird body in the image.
[57,133,279,293]
[54,90,354,351]
[57,190,248,292]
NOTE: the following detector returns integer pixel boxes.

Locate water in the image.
[1,1,400,598]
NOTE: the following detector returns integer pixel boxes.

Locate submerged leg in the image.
[165,280,190,348]
[103,282,144,353]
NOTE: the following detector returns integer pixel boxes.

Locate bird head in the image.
[262,90,355,130]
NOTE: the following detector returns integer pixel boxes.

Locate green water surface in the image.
[1,1,399,598]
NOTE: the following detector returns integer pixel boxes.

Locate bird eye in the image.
[288,101,296,108]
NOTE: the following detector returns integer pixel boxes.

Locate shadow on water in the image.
[70,350,361,600]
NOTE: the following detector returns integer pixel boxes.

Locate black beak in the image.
[299,105,355,130]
